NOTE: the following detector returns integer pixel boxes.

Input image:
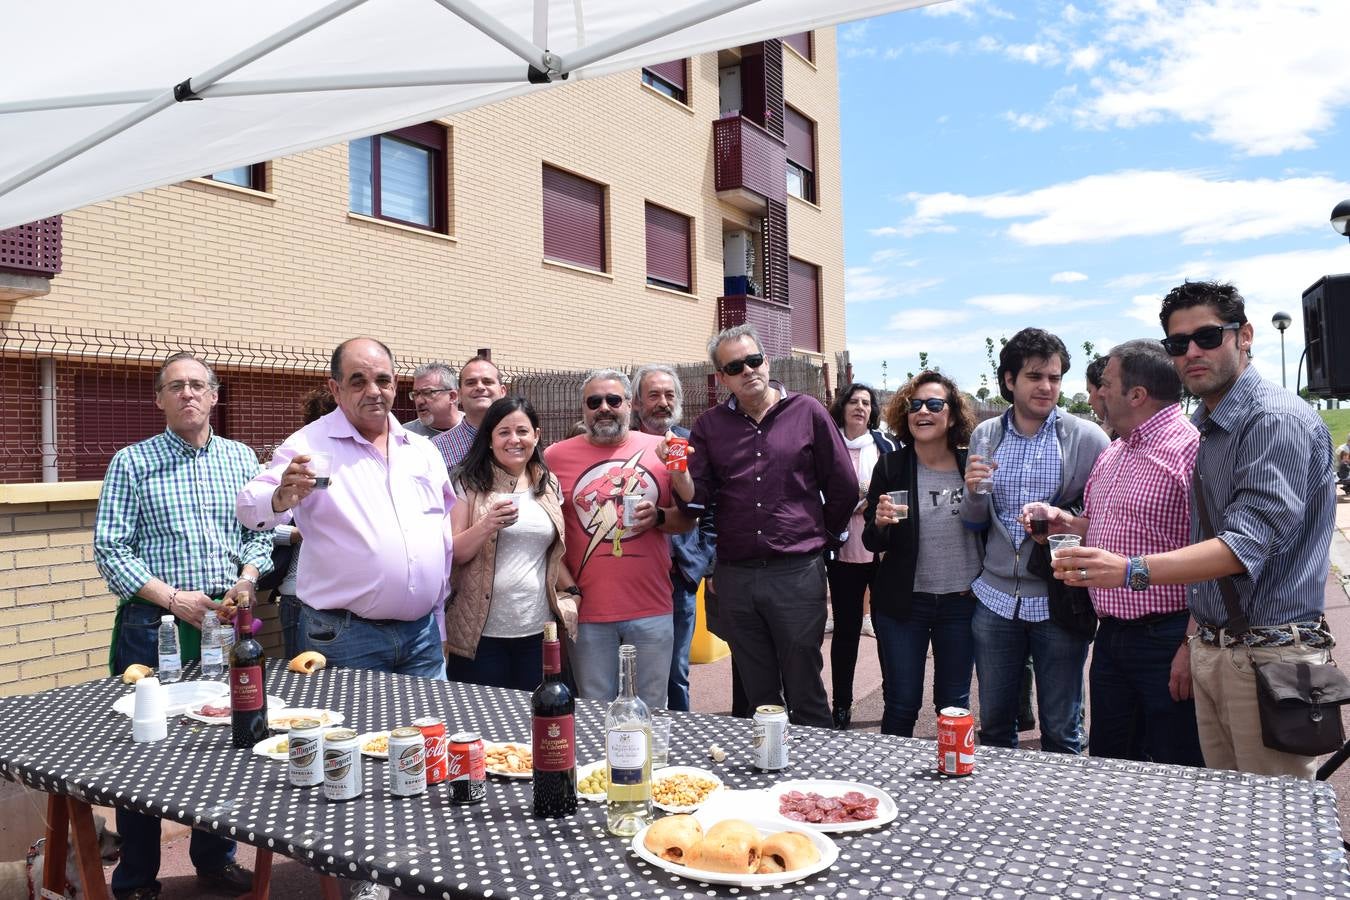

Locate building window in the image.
[543,165,606,272]
[788,257,821,352]
[783,32,813,62]
[645,203,692,292]
[207,164,266,191]
[785,105,817,203]
[349,123,448,232]
[642,59,688,104]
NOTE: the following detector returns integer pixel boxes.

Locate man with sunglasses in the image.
[1052,281,1336,779]
[403,361,461,438]
[669,325,857,728]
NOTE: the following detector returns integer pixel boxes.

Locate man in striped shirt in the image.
[95,352,271,899]
[432,355,506,470]
[1056,281,1335,779]
[1029,340,1204,766]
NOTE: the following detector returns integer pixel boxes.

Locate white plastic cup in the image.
[1047,533,1082,560]
[131,676,168,743]
[888,489,909,520]
[650,711,673,769]
[308,451,333,489]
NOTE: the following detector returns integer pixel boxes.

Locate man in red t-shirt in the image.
[544,368,692,708]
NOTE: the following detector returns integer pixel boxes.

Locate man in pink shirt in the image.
[237,337,453,678]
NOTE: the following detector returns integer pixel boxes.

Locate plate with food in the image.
[576,760,607,801]
[632,814,837,888]
[267,707,344,731]
[767,780,897,833]
[483,741,532,778]
[183,695,286,725]
[252,734,290,762]
[651,766,723,814]
[112,680,228,719]
[358,731,391,759]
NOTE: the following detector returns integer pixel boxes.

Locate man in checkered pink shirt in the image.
[1028,339,1204,766]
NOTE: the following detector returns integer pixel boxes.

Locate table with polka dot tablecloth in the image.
[1,661,1347,900]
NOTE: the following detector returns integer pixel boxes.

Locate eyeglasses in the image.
[408,388,453,401]
[1161,322,1241,356]
[585,393,625,410]
[159,379,214,395]
[908,398,949,413]
[720,353,765,376]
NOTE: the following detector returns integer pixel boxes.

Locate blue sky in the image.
[838,0,1350,400]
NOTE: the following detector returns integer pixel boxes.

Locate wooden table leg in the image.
[241,847,274,900]
[42,793,71,898]
[64,796,111,900]
[319,874,344,900]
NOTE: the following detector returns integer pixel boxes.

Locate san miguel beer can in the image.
[446,731,486,805]
[752,705,789,771]
[388,726,427,797]
[414,716,448,785]
[287,718,324,787]
[937,707,976,776]
[322,728,363,801]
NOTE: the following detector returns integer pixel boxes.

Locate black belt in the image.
[307,604,416,628]
[1100,610,1189,627]
[718,552,820,569]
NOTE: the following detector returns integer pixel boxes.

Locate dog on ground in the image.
[0,814,121,900]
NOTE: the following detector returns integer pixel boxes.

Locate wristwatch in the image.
[237,572,259,587]
[1127,556,1150,592]
[562,585,582,599]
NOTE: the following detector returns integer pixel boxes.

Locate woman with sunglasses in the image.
[445,397,578,690]
[863,371,982,737]
[825,383,898,729]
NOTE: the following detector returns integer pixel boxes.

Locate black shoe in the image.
[832,705,851,730]
[197,863,253,896]
[114,889,161,900]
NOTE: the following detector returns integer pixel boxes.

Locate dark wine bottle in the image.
[531,622,577,818]
[229,603,269,749]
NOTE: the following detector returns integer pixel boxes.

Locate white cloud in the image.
[922,0,1015,21]
[1068,45,1101,72]
[845,267,944,304]
[1002,110,1050,131]
[1051,271,1089,283]
[883,307,973,331]
[965,294,1109,315]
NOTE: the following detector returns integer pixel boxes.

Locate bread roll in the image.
[757,831,820,874]
[121,663,153,684]
[698,819,761,874]
[288,650,327,674]
[643,814,703,866]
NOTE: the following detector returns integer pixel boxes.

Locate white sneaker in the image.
[861,615,875,638]
[824,618,834,634]
[351,882,390,900]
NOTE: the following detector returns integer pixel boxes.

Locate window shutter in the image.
[784,107,815,171]
[645,203,691,290]
[543,166,606,271]
[788,258,821,352]
[645,59,687,92]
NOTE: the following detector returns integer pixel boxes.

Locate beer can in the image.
[414,716,448,785]
[446,731,486,805]
[322,728,363,801]
[937,707,976,777]
[287,718,324,788]
[388,726,427,797]
[621,494,642,528]
[752,705,789,771]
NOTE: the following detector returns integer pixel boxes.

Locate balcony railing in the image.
[718,293,791,358]
[0,217,62,278]
[713,115,787,208]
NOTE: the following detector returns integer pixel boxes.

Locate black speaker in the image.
[1302,274,1350,397]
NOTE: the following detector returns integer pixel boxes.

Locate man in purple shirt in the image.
[670,324,857,727]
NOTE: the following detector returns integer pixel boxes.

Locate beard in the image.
[587,415,627,444]
[639,405,680,434]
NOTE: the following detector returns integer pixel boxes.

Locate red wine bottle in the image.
[229,603,269,748]
[531,622,577,817]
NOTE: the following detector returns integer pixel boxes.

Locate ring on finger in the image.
[1078,567,1088,580]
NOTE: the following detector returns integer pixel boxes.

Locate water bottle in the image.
[219,611,236,663]
[200,610,224,678]
[157,614,182,683]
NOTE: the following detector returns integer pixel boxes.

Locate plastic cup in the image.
[1030,505,1050,537]
[131,676,168,743]
[650,711,672,769]
[888,489,909,520]
[1047,533,1082,560]
[308,451,333,489]
[971,438,993,495]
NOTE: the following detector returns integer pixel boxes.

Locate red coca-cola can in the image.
[413,716,448,785]
[936,706,976,777]
[446,731,486,805]
[664,436,689,472]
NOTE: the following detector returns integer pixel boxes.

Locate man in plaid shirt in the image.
[1029,340,1203,766]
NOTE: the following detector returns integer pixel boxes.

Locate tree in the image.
[1082,340,1099,362]
[918,351,929,372]
[1067,392,1093,415]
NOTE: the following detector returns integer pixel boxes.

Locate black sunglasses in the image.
[721,353,765,376]
[908,398,949,413]
[1161,322,1241,356]
[585,393,625,410]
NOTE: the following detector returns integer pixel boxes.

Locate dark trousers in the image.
[1089,612,1205,767]
[447,633,545,692]
[667,573,700,712]
[110,603,235,895]
[872,592,976,737]
[714,553,831,728]
[826,559,875,710]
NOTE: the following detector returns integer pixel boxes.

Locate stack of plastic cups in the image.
[132,676,168,743]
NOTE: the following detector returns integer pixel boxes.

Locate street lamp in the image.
[1272,311,1292,388]
[1333,199,1350,242]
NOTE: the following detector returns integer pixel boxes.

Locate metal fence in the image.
[0,323,835,484]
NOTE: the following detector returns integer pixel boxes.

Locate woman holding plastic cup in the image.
[445,397,578,689]
[862,371,982,737]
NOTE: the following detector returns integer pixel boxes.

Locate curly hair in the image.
[829,383,880,431]
[1159,280,1247,333]
[884,370,974,453]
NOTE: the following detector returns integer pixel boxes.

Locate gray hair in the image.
[633,364,684,405]
[581,368,632,398]
[707,323,764,369]
[155,352,219,392]
[413,362,457,390]
[1109,339,1182,405]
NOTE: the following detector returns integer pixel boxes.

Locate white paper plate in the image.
[357,731,391,760]
[766,780,898,833]
[112,680,227,719]
[267,707,344,731]
[183,694,286,725]
[630,815,837,888]
[651,766,723,814]
[576,760,606,801]
[252,734,290,761]
[483,741,532,779]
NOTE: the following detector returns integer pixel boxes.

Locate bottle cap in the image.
[161,615,174,625]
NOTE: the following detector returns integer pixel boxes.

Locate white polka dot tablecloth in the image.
[1,662,1347,899]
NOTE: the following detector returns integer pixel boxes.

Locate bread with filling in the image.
[643,814,703,866]
[756,831,820,874]
[697,819,761,874]
[288,650,327,674]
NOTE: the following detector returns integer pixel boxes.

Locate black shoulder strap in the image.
[1191,467,1248,635]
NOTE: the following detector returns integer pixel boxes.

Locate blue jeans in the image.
[570,614,672,709]
[1089,613,1204,766]
[111,603,235,895]
[297,606,446,679]
[971,602,1089,754]
[667,574,699,712]
[873,592,976,737]
[278,593,302,659]
[447,633,543,692]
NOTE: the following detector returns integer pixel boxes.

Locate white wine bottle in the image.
[605,644,652,836]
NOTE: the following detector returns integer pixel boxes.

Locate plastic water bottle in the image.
[157,614,182,683]
[219,611,236,663]
[200,611,224,678]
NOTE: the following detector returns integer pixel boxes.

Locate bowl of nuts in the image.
[651,766,723,813]
[576,760,608,800]
[483,741,533,778]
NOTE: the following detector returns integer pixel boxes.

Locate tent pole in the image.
[0,91,158,116]
[203,67,528,97]
[559,0,760,72]
[427,0,549,70]
[534,0,548,48]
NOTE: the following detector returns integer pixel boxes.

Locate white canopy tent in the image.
[0,0,940,231]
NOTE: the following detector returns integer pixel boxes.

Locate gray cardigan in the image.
[959,409,1109,603]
